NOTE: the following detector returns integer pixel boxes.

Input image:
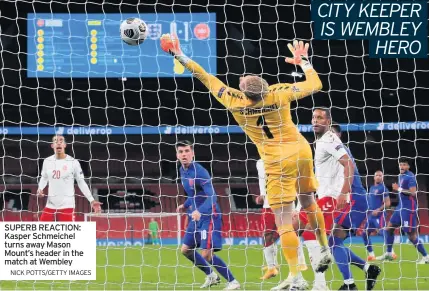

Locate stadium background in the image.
[0,0,428,246]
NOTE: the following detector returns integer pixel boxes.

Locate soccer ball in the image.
[120,18,148,46]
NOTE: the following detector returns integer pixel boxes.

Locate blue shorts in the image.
[335,202,367,232]
[365,214,386,233]
[389,208,418,233]
[182,215,222,251]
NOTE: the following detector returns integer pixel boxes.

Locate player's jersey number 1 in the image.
[257,116,274,139]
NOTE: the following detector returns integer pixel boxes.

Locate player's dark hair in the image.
[314,107,331,120]
[176,140,193,150]
[399,157,410,165]
[331,124,341,134]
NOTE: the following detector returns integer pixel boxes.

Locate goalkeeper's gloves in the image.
[285,40,313,71]
[160,33,183,56]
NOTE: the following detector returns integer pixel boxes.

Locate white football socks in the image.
[263,244,278,268]
[304,240,327,287]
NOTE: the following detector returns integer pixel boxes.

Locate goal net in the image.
[0,0,429,290]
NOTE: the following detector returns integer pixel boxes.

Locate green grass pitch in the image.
[1,244,428,290]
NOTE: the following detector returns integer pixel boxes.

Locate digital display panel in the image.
[27,13,216,78]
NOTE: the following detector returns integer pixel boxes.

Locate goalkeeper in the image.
[148,218,160,245]
[162,34,330,290]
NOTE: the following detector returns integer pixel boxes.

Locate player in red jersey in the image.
[37,135,102,221]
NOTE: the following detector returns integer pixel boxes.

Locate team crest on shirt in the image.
[335,144,343,151]
[374,190,378,194]
[291,86,300,92]
[63,165,68,171]
[188,179,194,188]
[218,87,226,98]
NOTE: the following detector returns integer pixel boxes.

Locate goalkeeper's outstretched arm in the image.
[270,40,323,102]
[160,34,227,103]
[287,66,323,101]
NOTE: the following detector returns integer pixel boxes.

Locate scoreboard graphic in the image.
[27,13,217,78]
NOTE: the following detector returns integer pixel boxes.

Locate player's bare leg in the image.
[261,231,280,280]
[298,193,332,272]
[271,203,308,291]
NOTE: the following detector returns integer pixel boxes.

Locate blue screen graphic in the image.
[27,13,216,78]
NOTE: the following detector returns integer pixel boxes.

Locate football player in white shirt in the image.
[293,115,345,290]
[37,135,102,221]
[310,108,381,291]
[256,159,307,280]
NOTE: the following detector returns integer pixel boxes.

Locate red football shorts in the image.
[299,196,338,241]
[40,208,75,222]
[261,208,277,232]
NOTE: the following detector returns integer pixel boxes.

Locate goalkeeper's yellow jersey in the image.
[182,59,322,164]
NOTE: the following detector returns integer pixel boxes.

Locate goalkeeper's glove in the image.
[285,40,313,71]
[160,33,183,56]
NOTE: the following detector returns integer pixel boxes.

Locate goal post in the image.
[84,212,182,247]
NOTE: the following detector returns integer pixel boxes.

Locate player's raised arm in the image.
[160,34,237,108]
[73,160,102,213]
[272,41,323,102]
[393,181,417,197]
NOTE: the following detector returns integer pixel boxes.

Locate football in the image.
[120,17,148,46]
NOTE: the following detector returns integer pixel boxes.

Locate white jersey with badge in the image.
[314,131,349,199]
[38,155,94,209]
[256,159,270,208]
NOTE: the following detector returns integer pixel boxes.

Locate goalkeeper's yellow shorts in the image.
[264,142,318,209]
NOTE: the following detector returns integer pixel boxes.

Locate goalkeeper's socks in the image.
[278,224,300,276]
[184,251,212,275]
[210,255,235,282]
[385,231,395,253]
[329,235,353,281]
[362,231,373,253]
[411,237,428,257]
[304,203,329,248]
